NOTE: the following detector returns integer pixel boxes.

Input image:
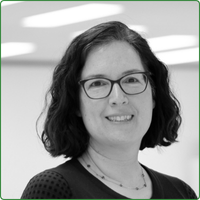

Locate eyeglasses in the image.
[79,72,150,99]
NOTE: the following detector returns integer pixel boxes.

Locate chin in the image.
[106,131,142,144]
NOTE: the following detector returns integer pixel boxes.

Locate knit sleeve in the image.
[21,170,72,199]
[182,181,198,199]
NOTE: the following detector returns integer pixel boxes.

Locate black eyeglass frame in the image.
[78,72,152,100]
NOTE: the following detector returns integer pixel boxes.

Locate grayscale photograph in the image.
[1,1,199,199]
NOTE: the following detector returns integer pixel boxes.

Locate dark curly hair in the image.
[37,21,182,158]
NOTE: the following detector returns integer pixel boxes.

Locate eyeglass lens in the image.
[83,73,148,99]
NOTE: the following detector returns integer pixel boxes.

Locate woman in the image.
[21,21,197,199]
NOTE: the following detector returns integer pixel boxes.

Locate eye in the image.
[124,77,139,84]
[89,80,108,88]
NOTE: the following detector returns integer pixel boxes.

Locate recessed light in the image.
[21,3,124,28]
[155,47,199,65]
[1,42,36,58]
[148,35,198,52]
[128,25,147,33]
[1,1,23,7]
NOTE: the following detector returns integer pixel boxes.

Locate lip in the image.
[106,114,133,117]
[105,114,134,123]
[105,112,134,118]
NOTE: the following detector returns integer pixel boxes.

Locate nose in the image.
[108,83,128,106]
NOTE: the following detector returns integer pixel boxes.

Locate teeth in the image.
[107,115,133,122]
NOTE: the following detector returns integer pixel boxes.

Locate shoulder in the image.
[21,169,72,199]
[143,165,197,199]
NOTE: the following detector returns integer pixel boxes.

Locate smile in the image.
[106,115,134,122]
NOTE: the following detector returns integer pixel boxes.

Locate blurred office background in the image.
[1,1,199,198]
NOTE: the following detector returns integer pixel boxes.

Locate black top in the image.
[21,158,197,199]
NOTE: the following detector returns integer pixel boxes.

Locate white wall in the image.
[2,63,199,198]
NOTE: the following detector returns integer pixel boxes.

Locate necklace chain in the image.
[82,152,147,191]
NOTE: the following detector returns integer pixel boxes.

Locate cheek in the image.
[80,94,103,132]
[140,101,153,121]
[134,87,154,124]
[80,95,90,121]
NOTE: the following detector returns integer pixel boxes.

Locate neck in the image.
[81,142,142,186]
[89,139,141,163]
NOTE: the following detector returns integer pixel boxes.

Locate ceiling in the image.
[1,1,199,66]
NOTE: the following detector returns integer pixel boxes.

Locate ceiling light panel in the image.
[128,25,147,33]
[1,42,36,58]
[1,1,23,7]
[148,35,198,52]
[155,47,199,65]
[21,3,124,28]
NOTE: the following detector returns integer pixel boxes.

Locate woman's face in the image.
[79,41,154,151]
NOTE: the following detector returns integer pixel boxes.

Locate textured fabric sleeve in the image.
[21,170,72,199]
[181,181,198,199]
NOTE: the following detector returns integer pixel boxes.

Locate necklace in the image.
[81,152,147,191]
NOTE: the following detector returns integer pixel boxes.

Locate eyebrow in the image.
[84,69,143,80]
[121,69,143,76]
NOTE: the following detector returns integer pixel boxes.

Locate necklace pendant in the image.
[120,184,123,187]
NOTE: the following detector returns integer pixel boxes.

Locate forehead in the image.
[81,41,145,79]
